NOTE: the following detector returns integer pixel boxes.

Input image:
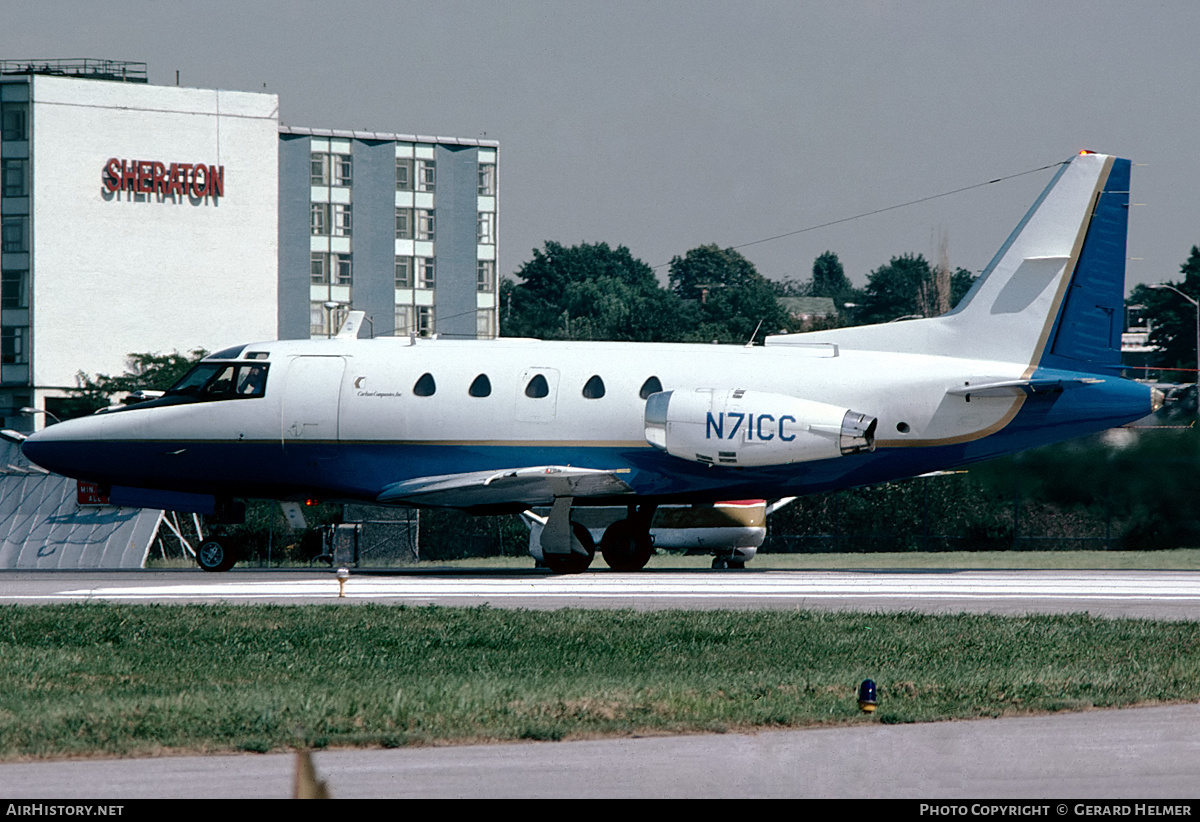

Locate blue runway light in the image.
[858,679,878,713]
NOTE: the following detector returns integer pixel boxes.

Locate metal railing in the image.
[0,59,148,83]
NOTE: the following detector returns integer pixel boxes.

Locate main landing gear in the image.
[599,505,656,572]
[540,498,657,574]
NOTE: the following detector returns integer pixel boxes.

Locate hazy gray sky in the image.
[6,1,1199,291]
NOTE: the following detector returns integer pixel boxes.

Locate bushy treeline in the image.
[766,429,1200,553]
[500,242,976,342]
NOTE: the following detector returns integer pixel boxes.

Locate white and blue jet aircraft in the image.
[20,151,1158,572]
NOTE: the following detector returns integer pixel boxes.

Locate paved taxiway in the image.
[1,568,1199,619]
[1,702,1198,798]
[3,567,1198,797]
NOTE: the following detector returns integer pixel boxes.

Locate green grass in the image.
[2,603,1199,759]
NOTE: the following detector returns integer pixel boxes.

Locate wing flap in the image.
[377,465,635,508]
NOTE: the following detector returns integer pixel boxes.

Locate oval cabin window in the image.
[469,374,492,398]
[413,372,436,397]
[582,375,605,399]
[525,374,550,399]
[639,376,663,399]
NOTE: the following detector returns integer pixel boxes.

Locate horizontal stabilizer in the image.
[377,465,634,507]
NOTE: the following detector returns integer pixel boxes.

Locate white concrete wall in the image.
[30,75,279,394]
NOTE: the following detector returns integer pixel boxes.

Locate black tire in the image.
[600,518,654,572]
[197,539,238,572]
[542,522,595,574]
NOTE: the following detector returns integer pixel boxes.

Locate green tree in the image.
[668,244,794,343]
[1133,246,1200,374]
[810,250,855,306]
[950,267,978,310]
[60,349,208,419]
[501,242,692,341]
[853,254,977,326]
[856,253,936,325]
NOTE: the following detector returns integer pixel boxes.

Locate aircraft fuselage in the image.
[22,335,1153,512]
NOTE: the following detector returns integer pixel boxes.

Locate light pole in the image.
[1149,283,1200,425]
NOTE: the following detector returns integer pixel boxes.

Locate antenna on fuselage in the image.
[744,319,765,348]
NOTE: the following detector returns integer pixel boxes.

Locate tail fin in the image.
[775,152,1131,373]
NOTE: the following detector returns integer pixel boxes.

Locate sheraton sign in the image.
[102,158,225,199]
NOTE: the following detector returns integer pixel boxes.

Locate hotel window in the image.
[477,212,494,245]
[418,258,436,290]
[333,203,352,237]
[2,160,25,197]
[1,270,27,309]
[416,209,435,240]
[311,253,328,284]
[478,163,496,195]
[333,154,352,187]
[310,203,329,236]
[417,305,435,337]
[395,305,412,336]
[476,260,494,293]
[395,207,412,239]
[310,153,329,185]
[1,106,27,141]
[310,302,327,336]
[396,158,413,191]
[1,217,25,253]
[334,254,352,285]
[417,159,436,192]
[476,310,493,339]
[422,157,441,190]
[1,327,27,365]
[395,256,413,288]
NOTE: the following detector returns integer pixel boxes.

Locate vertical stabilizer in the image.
[777,152,1131,373]
[944,150,1129,372]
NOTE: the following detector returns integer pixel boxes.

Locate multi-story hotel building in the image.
[0,59,498,431]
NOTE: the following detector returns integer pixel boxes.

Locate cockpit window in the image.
[207,344,248,360]
[94,361,269,414]
[165,362,269,401]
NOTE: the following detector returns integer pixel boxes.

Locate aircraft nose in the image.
[19,415,112,480]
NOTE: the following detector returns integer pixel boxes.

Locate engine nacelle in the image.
[644,389,876,467]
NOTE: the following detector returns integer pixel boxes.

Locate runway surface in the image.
[2,702,1198,798]
[1,568,1199,619]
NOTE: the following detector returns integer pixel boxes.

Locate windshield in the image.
[166,362,270,400]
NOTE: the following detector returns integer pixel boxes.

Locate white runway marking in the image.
[7,571,1200,605]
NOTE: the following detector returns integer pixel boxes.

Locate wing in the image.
[377,465,635,508]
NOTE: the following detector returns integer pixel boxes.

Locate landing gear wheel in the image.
[712,555,745,570]
[600,519,654,572]
[542,522,595,574]
[197,539,238,572]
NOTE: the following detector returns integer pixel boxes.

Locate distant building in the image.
[0,59,498,431]
[278,127,498,342]
[778,296,838,327]
[1122,303,1157,376]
